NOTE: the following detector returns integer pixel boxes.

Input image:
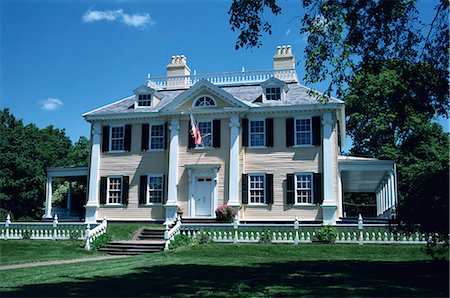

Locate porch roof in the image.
[46,166,88,178]
[338,156,395,193]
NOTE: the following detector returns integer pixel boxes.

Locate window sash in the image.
[295,174,312,204]
[265,87,281,101]
[249,174,265,204]
[108,177,123,205]
[150,124,165,150]
[249,120,265,147]
[138,94,152,106]
[295,118,312,146]
[110,126,125,151]
[194,96,216,108]
[197,121,212,147]
[148,176,163,204]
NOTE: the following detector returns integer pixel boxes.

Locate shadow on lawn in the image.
[4,260,449,297]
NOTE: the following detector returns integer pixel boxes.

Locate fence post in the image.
[5,214,11,240]
[233,218,238,243]
[358,214,364,245]
[294,217,299,244]
[85,224,91,250]
[52,214,58,241]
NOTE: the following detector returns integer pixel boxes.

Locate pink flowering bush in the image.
[215,205,237,222]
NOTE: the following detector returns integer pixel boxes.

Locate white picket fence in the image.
[1,214,108,250]
[179,216,429,245]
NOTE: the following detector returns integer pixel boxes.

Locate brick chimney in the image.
[166,55,191,77]
[273,45,295,70]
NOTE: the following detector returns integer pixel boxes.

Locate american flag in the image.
[190,112,203,145]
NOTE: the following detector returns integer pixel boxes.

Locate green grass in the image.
[1,243,448,297]
[0,240,106,266]
[107,223,164,241]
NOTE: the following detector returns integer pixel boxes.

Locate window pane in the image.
[148,176,163,203]
[111,127,124,151]
[295,119,311,145]
[197,121,212,147]
[138,94,152,106]
[108,177,122,204]
[249,175,265,204]
[150,125,164,149]
[295,174,312,204]
[250,120,265,147]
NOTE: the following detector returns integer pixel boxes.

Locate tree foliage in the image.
[0,109,89,220]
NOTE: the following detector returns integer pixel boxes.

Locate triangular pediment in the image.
[133,85,163,98]
[160,79,252,112]
[261,77,289,92]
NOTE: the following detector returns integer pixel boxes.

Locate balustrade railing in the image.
[84,218,108,250]
[148,69,298,90]
[164,216,182,251]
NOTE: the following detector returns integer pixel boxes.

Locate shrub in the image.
[315,225,338,244]
[70,229,82,240]
[22,230,32,240]
[215,205,237,222]
[91,232,111,250]
[259,229,272,243]
[198,232,210,244]
[168,234,196,250]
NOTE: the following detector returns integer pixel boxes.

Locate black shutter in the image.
[242,174,249,204]
[164,122,169,150]
[313,173,323,204]
[124,124,132,151]
[188,121,195,149]
[139,175,148,205]
[102,126,110,152]
[141,124,149,151]
[122,176,129,205]
[266,173,274,204]
[213,119,221,148]
[286,173,295,204]
[242,118,249,147]
[99,177,107,204]
[312,116,321,146]
[266,118,274,147]
[286,118,294,147]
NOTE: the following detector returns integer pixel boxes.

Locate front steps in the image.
[99,228,166,255]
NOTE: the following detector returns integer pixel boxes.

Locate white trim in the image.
[293,172,314,205]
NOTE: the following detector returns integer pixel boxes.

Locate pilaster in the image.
[228,115,240,207]
[165,118,179,224]
[321,111,337,224]
[85,122,101,223]
[43,177,53,219]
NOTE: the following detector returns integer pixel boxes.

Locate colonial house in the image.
[43,45,397,224]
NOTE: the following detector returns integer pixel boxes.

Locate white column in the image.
[228,115,240,207]
[165,118,179,224]
[381,183,385,215]
[387,175,393,210]
[389,172,395,210]
[44,176,53,219]
[321,112,337,224]
[85,122,101,223]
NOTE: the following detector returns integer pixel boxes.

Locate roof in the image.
[83,82,343,118]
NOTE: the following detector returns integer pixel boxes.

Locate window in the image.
[265,87,281,101]
[249,120,265,147]
[295,118,312,146]
[148,175,163,204]
[150,124,165,150]
[249,174,265,204]
[137,94,152,107]
[194,96,216,108]
[110,126,125,151]
[295,174,313,204]
[108,177,123,204]
[197,121,212,147]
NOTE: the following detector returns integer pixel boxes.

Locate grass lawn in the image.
[0,243,448,297]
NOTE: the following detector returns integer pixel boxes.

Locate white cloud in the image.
[39,98,63,111]
[286,28,291,36]
[82,9,154,28]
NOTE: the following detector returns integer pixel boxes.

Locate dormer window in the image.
[265,87,281,101]
[138,94,152,107]
[193,96,216,108]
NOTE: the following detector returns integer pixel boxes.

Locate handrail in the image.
[164,216,182,251]
[85,218,107,250]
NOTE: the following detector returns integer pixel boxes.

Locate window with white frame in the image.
[265,87,281,101]
[148,175,163,204]
[197,121,212,147]
[110,126,125,151]
[108,177,123,204]
[194,96,216,108]
[295,173,313,204]
[150,124,165,150]
[249,120,265,147]
[249,174,265,204]
[295,118,312,146]
[137,94,152,107]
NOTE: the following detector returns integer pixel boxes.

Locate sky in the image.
[1,0,448,152]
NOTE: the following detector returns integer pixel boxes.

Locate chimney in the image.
[273,45,295,70]
[166,55,191,77]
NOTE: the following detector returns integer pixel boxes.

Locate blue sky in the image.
[1,0,448,151]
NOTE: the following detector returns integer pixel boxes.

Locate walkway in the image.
[0,255,128,271]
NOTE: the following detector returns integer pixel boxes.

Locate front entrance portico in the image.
[186,164,220,218]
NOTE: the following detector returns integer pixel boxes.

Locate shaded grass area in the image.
[0,240,105,266]
[1,243,448,297]
[107,223,164,241]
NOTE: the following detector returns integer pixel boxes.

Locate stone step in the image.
[99,240,165,255]
[181,218,221,224]
[138,235,165,240]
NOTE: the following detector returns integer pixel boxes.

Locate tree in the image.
[0,109,89,220]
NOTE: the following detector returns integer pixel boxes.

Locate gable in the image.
[177,90,233,110]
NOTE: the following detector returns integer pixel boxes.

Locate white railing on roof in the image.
[147,69,298,90]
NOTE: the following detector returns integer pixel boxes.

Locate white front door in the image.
[194,177,213,217]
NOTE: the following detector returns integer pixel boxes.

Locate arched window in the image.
[193,96,216,108]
